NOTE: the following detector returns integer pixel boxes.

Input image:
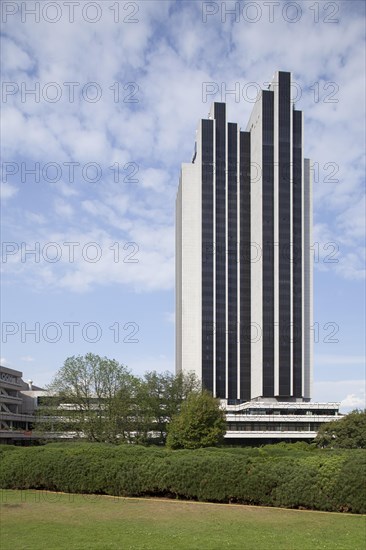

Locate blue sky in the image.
[1,0,365,411]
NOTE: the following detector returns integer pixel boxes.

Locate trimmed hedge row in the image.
[0,443,365,513]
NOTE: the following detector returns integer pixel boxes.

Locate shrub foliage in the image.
[166,391,226,449]
[315,409,366,449]
[0,444,364,514]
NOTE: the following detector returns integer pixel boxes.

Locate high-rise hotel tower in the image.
[176,71,313,403]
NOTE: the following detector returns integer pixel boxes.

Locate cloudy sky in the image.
[1,0,365,411]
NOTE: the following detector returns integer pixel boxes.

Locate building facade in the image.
[176,71,313,404]
[0,365,45,444]
[224,400,340,443]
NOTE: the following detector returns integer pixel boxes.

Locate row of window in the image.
[230,410,336,416]
[227,422,322,432]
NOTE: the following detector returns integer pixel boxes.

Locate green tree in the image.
[166,390,226,449]
[315,410,366,449]
[132,371,200,444]
[35,353,137,443]
[165,371,201,421]
[36,357,200,445]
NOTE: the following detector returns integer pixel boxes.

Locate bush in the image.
[166,391,226,449]
[0,443,364,513]
[316,410,366,448]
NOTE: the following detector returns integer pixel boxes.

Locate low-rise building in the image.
[0,365,45,444]
[224,399,341,444]
[0,365,342,445]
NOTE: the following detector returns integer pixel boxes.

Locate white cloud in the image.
[54,198,74,219]
[341,394,365,409]
[139,168,170,193]
[0,182,18,200]
[336,196,366,241]
[2,36,34,72]
[20,356,35,362]
[25,212,47,225]
[50,181,79,199]
[1,222,174,293]
[313,379,365,412]
[335,249,366,281]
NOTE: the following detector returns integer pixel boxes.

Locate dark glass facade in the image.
[200,108,253,400]
[227,122,238,399]
[201,118,214,393]
[292,110,303,397]
[193,71,308,402]
[214,103,227,397]
[278,72,291,397]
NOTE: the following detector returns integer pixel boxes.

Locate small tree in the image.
[166,390,226,449]
[315,409,366,449]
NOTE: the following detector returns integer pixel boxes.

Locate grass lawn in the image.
[1,490,365,550]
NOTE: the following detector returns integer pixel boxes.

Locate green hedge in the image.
[0,444,364,513]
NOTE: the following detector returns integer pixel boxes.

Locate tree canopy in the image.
[36,353,200,445]
[166,390,227,449]
[36,353,135,443]
[315,409,366,449]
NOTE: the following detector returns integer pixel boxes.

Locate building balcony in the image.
[0,395,23,404]
[0,380,23,390]
[0,412,36,422]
